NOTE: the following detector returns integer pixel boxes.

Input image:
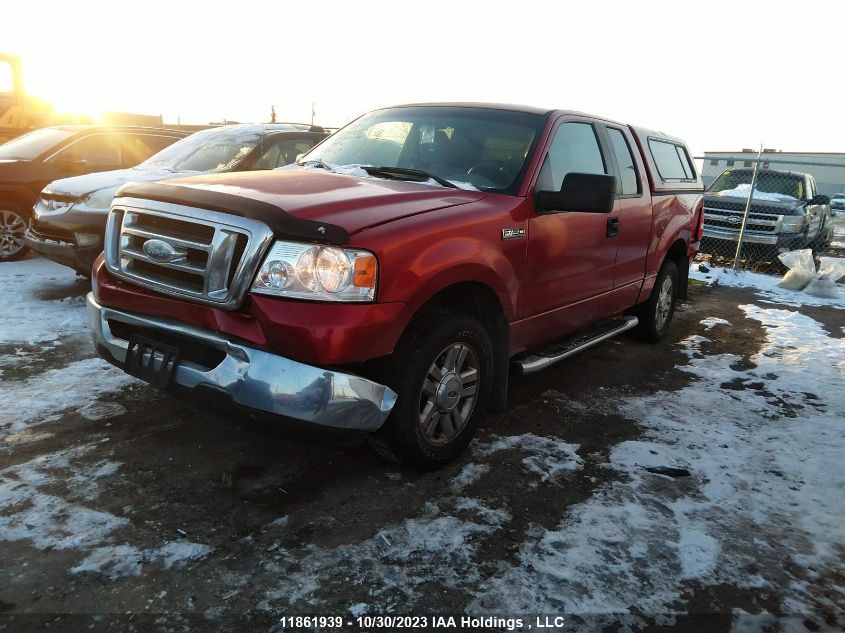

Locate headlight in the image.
[37,196,74,216]
[780,216,805,233]
[74,188,117,213]
[251,240,377,302]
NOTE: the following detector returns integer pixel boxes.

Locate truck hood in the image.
[704,193,802,214]
[43,166,186,201]
[159,170,488,235]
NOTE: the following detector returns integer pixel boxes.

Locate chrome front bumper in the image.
[87,294,397,431]
[702,226,779,245]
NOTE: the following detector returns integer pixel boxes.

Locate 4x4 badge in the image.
[501,227,525,240]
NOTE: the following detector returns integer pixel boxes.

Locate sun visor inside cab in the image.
[114,182,349,245]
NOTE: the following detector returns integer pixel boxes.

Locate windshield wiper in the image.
[360,166,458,189]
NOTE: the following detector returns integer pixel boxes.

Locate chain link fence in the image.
[694,156,845,273]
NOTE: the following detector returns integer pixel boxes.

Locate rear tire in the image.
[0,205,30,262]
[635,260,678,342]
[368,307,494,470]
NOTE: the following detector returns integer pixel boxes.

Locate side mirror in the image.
[809,194,830,206]
[535,172,616,214]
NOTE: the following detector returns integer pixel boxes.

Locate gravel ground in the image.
[0,256,843,633]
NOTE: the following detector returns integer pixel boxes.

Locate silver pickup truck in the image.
[700,168,833,261]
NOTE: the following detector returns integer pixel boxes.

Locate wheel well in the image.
[665,238,689,299]
[421,282,510,413]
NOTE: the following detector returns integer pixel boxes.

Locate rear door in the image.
[521,116,621,348]
[600,124,653,311]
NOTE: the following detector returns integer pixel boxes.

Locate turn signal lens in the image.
[353,255,377,288]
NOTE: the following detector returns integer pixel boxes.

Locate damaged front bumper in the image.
[87,294,397,431]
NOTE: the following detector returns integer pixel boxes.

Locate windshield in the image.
[708,170,805,202]
[139,126,262,173]
[0,127,77,160]
[301,106,545,192]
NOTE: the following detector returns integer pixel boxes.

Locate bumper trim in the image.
[87,294,397,431]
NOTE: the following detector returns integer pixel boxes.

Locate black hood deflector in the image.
[116,181,349,245]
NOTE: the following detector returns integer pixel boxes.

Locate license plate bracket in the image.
[125,334,180,388]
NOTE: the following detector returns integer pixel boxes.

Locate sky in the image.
[3,0,845,158]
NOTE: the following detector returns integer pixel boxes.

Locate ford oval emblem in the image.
[143,239,178,263]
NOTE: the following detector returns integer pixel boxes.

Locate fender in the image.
[0,184,37,211]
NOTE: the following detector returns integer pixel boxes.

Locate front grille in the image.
[704,199,788,215]
[105,203,275,309]
[703,207,781,233]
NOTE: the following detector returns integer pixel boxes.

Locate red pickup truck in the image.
[88,103,703,469]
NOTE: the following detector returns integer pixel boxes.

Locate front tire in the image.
[368,307,494,470]
[0,206,30,262]
[635,260,678,342]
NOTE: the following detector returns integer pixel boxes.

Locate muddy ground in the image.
[0,262,843,633]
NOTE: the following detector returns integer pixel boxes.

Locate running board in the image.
[515,316,639,375]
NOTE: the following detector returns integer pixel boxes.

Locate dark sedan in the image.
[25,123,327,274]
[0,125,188,261]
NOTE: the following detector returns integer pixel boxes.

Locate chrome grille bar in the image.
[104,197,275,310]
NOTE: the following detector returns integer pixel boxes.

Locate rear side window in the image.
[649,138,695,181]
[607,128,640,195]
[53,134,122,167]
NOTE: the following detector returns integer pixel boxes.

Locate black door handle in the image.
[607,217,619,238]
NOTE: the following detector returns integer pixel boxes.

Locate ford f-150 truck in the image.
[88,103,704,469]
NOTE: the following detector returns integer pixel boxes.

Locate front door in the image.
[521,118,621,350]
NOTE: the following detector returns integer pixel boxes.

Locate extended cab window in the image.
[607,128,640,195]
[649,138,695,181]
[537,122,606,191]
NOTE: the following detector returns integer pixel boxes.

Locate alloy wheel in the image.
[417,342,480,446]
[0,210,27,258]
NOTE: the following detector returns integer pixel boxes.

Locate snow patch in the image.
[700,317,730,330]
[476,433,583,483]
[0,358,136,440]
[690,264,845,308]
[0,258,89,346]
[470,303,845,618]
[450,463,489,492]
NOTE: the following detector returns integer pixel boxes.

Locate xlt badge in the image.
[501,227,525,240]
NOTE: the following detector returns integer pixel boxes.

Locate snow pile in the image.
[691,264,845,308]
[470,305,845,621]
[711,183,797,203]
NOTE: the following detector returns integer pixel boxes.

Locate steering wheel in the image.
[467,163,515,186]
